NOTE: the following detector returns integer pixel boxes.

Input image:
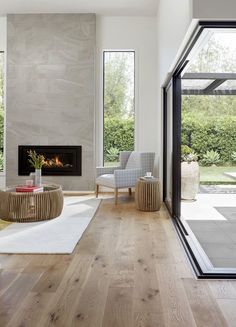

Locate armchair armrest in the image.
[114,168,142,188]
[96,166,121,178]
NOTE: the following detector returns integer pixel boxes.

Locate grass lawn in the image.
[104,161,119,167]
[104,163,236,184]
[200,166,236,184]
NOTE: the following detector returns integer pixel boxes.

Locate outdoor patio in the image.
[182,190,236,268]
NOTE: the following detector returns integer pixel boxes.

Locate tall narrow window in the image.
[103,51,135,166]
[0,52,4,172]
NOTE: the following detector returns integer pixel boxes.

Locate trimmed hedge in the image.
[104,117,134,161]
[182,115,236,164]
[0,112,3,150]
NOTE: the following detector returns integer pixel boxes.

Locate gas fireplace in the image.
[18,145,82,176]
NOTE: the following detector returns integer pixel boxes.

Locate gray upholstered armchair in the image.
[96,151,155,204]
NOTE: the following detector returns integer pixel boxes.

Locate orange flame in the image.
[43,156,64,168]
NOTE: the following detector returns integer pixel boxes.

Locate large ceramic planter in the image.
[181,161,200,200]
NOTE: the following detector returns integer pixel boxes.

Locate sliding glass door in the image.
[164,82,173,214]
[163,21,236,278]
[163,75,181,219]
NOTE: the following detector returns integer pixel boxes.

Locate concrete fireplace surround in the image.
[6,14,96,190]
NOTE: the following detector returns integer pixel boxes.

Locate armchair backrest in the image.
[125,151,155,175]
[119,151,132,169]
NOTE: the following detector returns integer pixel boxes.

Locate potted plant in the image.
[181,145,199,201]
[28,150,45,186]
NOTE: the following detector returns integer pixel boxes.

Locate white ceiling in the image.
[0,0,159,16]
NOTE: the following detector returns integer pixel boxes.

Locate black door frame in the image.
[163,20,236,279]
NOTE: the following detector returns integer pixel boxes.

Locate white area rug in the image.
[0,196,101,254]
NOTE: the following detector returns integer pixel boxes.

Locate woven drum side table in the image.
[135,178,161,212]
[0,184,64,222]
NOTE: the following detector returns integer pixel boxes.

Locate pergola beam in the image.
[182,89,236,96]
[182,73,236,80]
[203,79,226,93]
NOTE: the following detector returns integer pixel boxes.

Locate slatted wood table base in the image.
[135,178,161,212]
[0,185,64,222]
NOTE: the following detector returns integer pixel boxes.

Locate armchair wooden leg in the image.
[114,188,118,205]
[96,184,99,198]
[128,187,132,196]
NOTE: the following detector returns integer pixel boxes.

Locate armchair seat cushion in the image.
[96,174,115,188]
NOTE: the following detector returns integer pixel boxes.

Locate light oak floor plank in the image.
[182,278,228,327]
[217,299,236,327]
[0,196,234,327]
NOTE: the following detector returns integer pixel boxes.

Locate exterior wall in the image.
[0,16,6,51]
[0,16,6,188]
[96,16,158,175]
[193,0,236,19]
[6,14,96,190]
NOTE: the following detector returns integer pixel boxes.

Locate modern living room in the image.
[0,0,236,327]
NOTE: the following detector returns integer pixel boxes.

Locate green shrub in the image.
[104,117,134,161]
[0,151,3,171]
[201,150,220,166]
[0,111,3,150]
[231,151,236,163]
[106,147,119,162]
[182,115,236,164]
[181,145,192,156]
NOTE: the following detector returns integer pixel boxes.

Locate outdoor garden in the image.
[181,34,236,185]
[182,109,236,184]
[103,52,135,166]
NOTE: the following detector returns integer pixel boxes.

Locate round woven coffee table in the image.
[135,178,161,212]
[0,184,64,222]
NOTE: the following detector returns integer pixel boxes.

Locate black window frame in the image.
[0,51,5,173]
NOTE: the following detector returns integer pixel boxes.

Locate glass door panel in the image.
[165,82,173,214]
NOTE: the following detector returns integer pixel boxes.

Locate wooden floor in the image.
[0,195,236,326]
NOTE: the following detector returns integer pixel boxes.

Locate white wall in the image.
[0,16,6,188]
[156,0,194,185]
[157,0,193,86]
[96,16,158,174]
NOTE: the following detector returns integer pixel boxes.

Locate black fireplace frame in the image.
[18,145,82,176]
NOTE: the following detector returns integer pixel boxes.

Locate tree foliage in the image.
[188,34,236,73]
[182,34,236,166]
[104,52,134,119]
[104,52,135,161]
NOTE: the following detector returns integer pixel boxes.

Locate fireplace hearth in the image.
[18,146,82,176]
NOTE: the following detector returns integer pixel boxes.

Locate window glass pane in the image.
[187,30,236,74]
[103,51,135,166]
[0,53,4,172]
[166,84,173,211]
[182,79,212,90]
[215,79,236,90]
